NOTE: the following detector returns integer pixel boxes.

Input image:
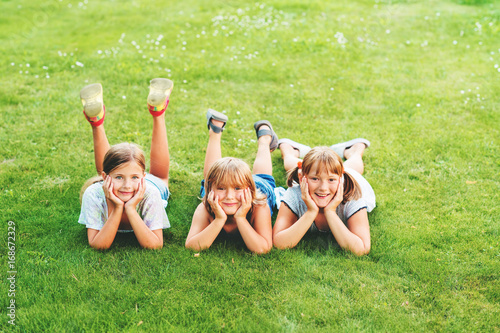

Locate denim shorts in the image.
[146,173,170,201]
[199,174,276,216]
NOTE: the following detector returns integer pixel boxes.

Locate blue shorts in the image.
[200,174,276,216]
[146,173,170,201]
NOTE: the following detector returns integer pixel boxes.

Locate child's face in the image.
[212,183,247,216]
[106,161,145,202]
[306,163,341,208]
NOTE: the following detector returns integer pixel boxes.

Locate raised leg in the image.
[149,113,170,185]
[203,119,224,178]
[252,124,273,176]
[280,143,301,173]
[91,124,110,175]
[343,143,366,175]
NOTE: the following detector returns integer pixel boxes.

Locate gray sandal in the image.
[329,138,370,158]
[254,120,279,152]
[206,108,228,133]
[278,139,311,158]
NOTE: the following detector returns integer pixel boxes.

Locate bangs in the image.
[303,146,343,176]
[313,157,342,175]
[212,165,251,189]
[206,157,254,190]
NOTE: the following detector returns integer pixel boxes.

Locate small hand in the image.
[234,188,252,219]
[125,177,146,210]
[103,175,124,208]
[326,177,344,212]
[300,176,319,213]
[207,190,227,221]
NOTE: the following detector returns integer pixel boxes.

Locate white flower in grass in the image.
[76,61,84,67]
[416,104,421,107]
[122,96,126,99]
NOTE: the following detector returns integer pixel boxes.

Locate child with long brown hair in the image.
[185,110,278,254]
[78,79,173,249]
[273,139,375,255]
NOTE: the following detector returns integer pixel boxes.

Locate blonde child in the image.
[185,110,278,254]
[273,138,375,255]
[78,78,173,249]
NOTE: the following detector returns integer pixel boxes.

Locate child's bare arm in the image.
[87,205,123,250]
[235,204,272,254]
[185,203,225,251]
[125,207,164,249]
[325,208,370,256]
[273,204,317,249]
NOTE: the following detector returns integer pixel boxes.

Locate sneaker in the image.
[80,83,105,127]
[148,78,173,116]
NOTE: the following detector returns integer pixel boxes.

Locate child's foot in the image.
[344,143,366,160]
[206,108,228,133]
[148,78,174,116]
[80,83,105,127]
[330,138,370,159]
[254,120,278,152]
[278,138,311,158]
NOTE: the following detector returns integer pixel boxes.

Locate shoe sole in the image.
[148,78,173,107]
[80,83,103,117]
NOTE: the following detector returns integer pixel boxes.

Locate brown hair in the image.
[102,142,145,175]
[286,146,362,204]
[79,143,146,202]
[203,157,267,216]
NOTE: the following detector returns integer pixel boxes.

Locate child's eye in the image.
[133,176,139,180]
[116,176,123,180]
[235,187,242,191]
[217,187,225,191]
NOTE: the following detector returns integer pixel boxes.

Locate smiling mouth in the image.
[120,192,134,196]
[315,194,330,199]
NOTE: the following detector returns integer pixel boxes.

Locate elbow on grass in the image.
[251,244,272,255]
[143,243,163,250]
[89,242,111,251]
[351,245,370,256]
[185,240,203,252]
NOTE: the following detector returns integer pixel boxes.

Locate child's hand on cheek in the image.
[326,177,343,212]
[234,188,252,219]
[208,190,227,221]
[125,177,145,210]
[103,175,124,207]
[300,176,318,213]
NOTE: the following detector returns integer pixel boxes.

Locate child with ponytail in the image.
[273,139,375,255]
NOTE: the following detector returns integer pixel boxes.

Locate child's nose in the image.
[226,189,235,199]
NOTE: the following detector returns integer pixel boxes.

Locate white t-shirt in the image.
[281,168,376,228]
[78,181,170,231]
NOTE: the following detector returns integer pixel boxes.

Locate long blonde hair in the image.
[287,146,362,204]
[203,157,267,216]
[79,143,145,202]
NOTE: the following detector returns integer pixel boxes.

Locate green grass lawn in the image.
[1,0,499,331]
